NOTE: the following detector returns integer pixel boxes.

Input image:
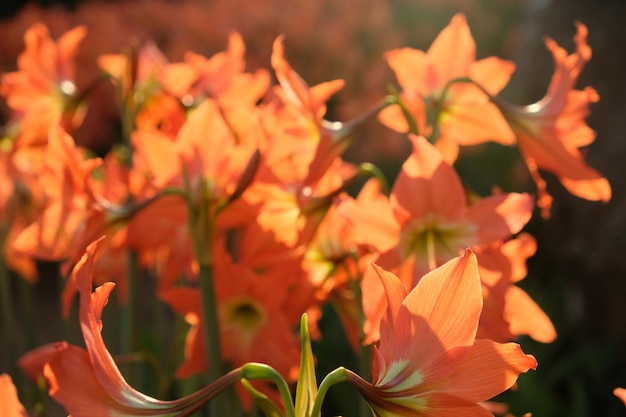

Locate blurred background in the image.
[0,0,625,416]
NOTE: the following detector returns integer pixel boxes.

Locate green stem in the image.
[310,367,348,417]
[18,278,38,350]
[385,85,419,135]
[242,363,296,417]
[198,262,227,416]
[121,250,139,384]
[357,344,372,417]
[0,260,17,376]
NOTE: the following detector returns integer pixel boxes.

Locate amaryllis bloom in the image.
[13,124,101,261]
[494,22,611,217]
[159,238,301,381]
[379,13,515,163]
[1,23,87,146]
[19,239,241,417]
[343,135,533,287]
[341,136,533,344]
[0,374,28,417]
[346,251,537,416]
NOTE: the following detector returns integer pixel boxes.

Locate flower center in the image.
[400,213,478,269]
[223,298,266,334]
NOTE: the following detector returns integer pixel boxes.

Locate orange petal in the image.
[505,285,556,343]
[614,388,626,406]
[470,57,515,97]
[385,47,429,95]
[467,193,533,245]
[441,339,537,402]
[397,251,482,380]
[0,374,28,417]
[427,13,475,89]
[392,136,466,222]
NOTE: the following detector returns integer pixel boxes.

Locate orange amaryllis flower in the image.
[343,135,533,287]
[13,123,101,261]
[159,238,301,381]
[475,233,556,343]
[346,251,537,416]
[19,239,241,417]
[494,22,610,217]
[0,23,87,146]
[0,374,28,417]
[379,13,515,163]
[340,136,533,344]
[270,36,348,186]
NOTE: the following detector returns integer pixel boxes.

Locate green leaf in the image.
[294,314,318,417]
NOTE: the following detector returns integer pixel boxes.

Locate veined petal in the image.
[411,393,494,417]
[399,250,482,379]
[440,339,536,402]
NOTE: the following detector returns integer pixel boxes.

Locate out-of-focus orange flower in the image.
[238,39,357,251]
[475,233,556,343]
[0,148,38,281]
[614,387,626,406]
[379,13,515,163]
[269,36,349,186]
[160,32,269,140]
[346,251,537,416]
[1,23,87,146]
[495,22,611,217]
[303,180,385,351]
[13,124,101,261]
[19,239,240,417]
[159,238,301,382]
[0,374,28,417]
[99,41,185,137]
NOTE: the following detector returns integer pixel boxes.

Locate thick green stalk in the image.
[18,278,38,350]
[198,262,227,416]
[121,249,139,385]
[0,260,18,377]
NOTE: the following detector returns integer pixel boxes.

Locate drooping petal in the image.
[440,339,537,402]
[74,240,164,408]
[504,285,557,343]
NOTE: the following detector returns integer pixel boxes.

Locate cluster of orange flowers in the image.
[0,11,613,417]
